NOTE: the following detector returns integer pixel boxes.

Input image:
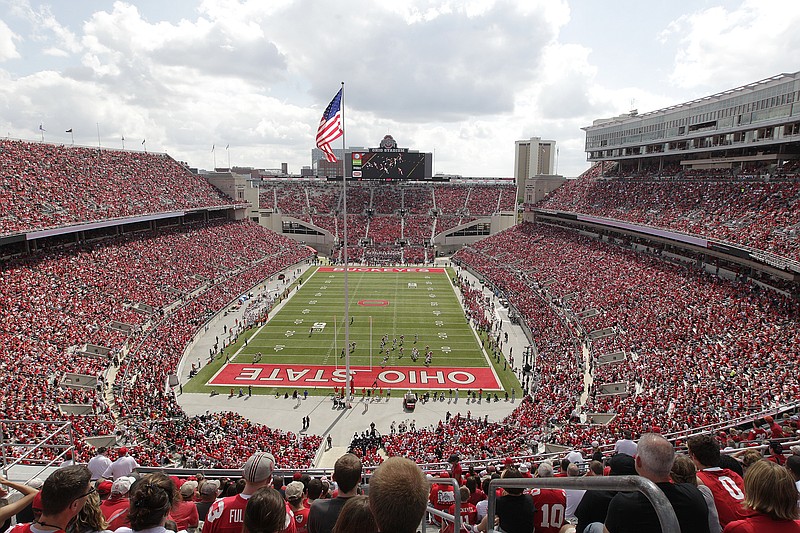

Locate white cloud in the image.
[0,19,20,61]
[663,0,800,90]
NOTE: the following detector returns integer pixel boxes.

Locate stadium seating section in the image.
[2,141,799,472]
[0,140,242,236]
[536,163,800,262]
[258,181,516,264]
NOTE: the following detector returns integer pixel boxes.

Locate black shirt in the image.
[604,482,710,533]
[495,494,536,533]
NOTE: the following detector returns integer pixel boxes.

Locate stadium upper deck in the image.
[0,139,244,238]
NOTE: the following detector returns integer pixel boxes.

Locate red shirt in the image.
[430,484,456,525]
[697,467,748,527]
[723,513,800,533]
[292,506,310,533]
[530,488,567,533]
[171,500,200,531]
[100,495,131,530]
[7,524,65,533]
[203,493,296,533]
[443,501,477,533]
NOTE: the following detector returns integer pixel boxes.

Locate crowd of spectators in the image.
[256,181,515,251]
[0,140,239,236]
[1,212,318,467]
[536,167,800,261]
[453,222,800,449]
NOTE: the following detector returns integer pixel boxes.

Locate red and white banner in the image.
[208,363,500,390]
[317,267,445,273]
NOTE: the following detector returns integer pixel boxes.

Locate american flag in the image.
[316,88,343,163]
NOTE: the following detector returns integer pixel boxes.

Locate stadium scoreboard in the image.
[347,135,434,181]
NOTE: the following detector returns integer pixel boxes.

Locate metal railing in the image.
[484,476,680,533]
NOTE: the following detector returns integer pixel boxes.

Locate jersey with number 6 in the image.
[530,488,567,533]
[696,467,748,528]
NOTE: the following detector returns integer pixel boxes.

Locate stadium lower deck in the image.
[176,260,530,468]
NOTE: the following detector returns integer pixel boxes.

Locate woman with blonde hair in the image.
[722,460,800,532]
[73,491,113,533]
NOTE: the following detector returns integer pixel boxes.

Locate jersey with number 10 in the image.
[530,488,567,533]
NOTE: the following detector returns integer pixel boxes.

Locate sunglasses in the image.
[75,486,97,500]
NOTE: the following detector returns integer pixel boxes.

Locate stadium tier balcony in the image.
[0,140,241,236]
[536,167,800,262]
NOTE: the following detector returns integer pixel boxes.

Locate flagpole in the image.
[341,81,352,406]
[227,144,231,169]
[97,123,101,149]
[70,130,74,145]
[121,135,125,150]
[212,144,216,170]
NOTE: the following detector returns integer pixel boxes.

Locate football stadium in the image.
[3,36,800,533]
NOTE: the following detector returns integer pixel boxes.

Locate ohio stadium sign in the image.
[208,363,501,390]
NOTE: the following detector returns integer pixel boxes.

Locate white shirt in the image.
[566,450,584,464]
[614,439,637,456]
[88,454,112,480]
[565,489,585,519]
[103,455,139,479]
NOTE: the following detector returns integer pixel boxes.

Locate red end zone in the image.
[208,363,501,390]
[317,267,445,273]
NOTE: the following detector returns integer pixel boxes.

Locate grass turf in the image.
[186,267,520,395]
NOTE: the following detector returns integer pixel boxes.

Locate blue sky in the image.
[0,0,798,177]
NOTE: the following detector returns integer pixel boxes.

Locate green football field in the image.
[188,266,520,394]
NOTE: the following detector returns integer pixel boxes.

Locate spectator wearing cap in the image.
[8,465,92,533]
[764,416,786,439]
[575,454,636,533]
[518,463,532,478]
[368,457,429,533]
[100,476,134,530]
[88,449,112,482]
[202,452,295,533]
[307,454,361,533]
[448,455,463,484]
[285,482,308,533]
[12,478,44,526]
[171,482,199,532]
[0,475,39,525]
[60,452,75,468]
[102,448,139,481]
[195,481,219,526]
[475,467,535,533]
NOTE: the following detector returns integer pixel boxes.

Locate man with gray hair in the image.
[532,462,566,533]
[602,433,709,533]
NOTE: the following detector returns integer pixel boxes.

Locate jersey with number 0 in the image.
[530,488,567,533]
[697,467,747,528]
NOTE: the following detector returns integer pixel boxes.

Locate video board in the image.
[350,149,431,181]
